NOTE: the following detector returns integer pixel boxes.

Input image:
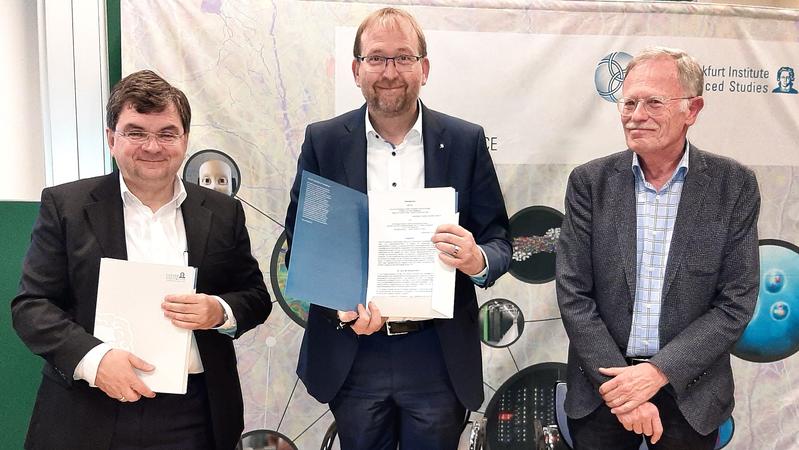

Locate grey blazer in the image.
[556,144,760,435]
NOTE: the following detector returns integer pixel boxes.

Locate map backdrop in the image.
[122,1,799,448]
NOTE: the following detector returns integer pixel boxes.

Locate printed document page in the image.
[366,188,457,318]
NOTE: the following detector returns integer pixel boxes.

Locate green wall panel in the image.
[0,201,43,448]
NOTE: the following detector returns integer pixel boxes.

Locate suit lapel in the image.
[611,153,638,307]
[181,184,212,269]
[661,146,710,300]
[85,172,127,260]
[340,105,368,193]
[421,103,450,188]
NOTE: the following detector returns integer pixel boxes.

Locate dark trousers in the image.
[329,326,466,450]
[110,373,214,450]
[568,390,718,450]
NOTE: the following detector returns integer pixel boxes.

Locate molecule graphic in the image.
[733,240,799,362]
[512,228,560,262]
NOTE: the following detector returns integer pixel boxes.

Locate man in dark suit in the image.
[556,47,760,450]
[11,70,271,450]
[284,8,510,450]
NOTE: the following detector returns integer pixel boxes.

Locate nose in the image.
[629,100,649,121]
[141,135,161,151]
[381,58,400,78]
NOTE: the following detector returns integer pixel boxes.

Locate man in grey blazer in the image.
[556,47,760,449]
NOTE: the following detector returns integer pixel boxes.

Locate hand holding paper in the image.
[95,349,155,402]
[339,303,385,335]
[162,293,225,330]
[431,223,486,276]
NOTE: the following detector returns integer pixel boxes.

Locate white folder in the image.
[93,258,196,394]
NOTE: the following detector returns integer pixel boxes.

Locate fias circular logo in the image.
[595,52,633,102]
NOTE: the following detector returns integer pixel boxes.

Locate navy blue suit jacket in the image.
[285,103,511,411]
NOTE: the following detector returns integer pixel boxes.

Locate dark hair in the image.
[106,70,191,133]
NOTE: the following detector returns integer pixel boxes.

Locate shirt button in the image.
[391,151,396,156]
[392,182,397,187]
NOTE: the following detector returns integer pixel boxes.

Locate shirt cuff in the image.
[213,295,237,337]
[73,342,113,386]
[469,246,490,286]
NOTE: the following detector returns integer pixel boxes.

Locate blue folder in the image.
[285,171,369,311]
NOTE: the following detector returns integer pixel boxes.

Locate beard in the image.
[363,84,419,117]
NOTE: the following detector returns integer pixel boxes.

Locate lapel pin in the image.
[439,143,445,150]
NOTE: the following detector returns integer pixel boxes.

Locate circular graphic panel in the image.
[237,429,297,450]
[733,239,799,362]
[183,149,241,196]
[479,298,525,348]
[715,416,735,449]
[484,362,569,450]
[270,230,310,328]
[508,206,564,284]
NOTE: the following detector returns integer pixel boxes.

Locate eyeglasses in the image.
[356,54,424,73]
[115,130,184,145]
[616,96,695,117]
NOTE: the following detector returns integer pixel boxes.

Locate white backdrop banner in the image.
[336,29,799,165]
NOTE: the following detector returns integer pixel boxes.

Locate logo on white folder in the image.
[165,271,187,282]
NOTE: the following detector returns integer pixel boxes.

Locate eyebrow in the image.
[122,124,181,133]
[364,46,416,55]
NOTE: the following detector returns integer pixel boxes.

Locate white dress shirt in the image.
[73,176,236,385]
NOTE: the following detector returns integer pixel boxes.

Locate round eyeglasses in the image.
[115,130,185,145]
[616,96,695,117]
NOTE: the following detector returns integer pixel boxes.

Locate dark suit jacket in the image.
[556,145,760,435]
[284,103,511,411]
[11,172,271,450]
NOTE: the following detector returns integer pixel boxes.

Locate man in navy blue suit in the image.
[285,7,511,450]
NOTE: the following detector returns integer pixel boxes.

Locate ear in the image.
[421,57,430,86]
[685,96,704,126]
[106,128,117,156]
[352,59,361,87]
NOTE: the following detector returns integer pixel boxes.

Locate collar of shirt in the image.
[631,139,690,191]
[118,174,188,215]
[364,100,424,148]
[364,101,425,193]
[118,174,188,267]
